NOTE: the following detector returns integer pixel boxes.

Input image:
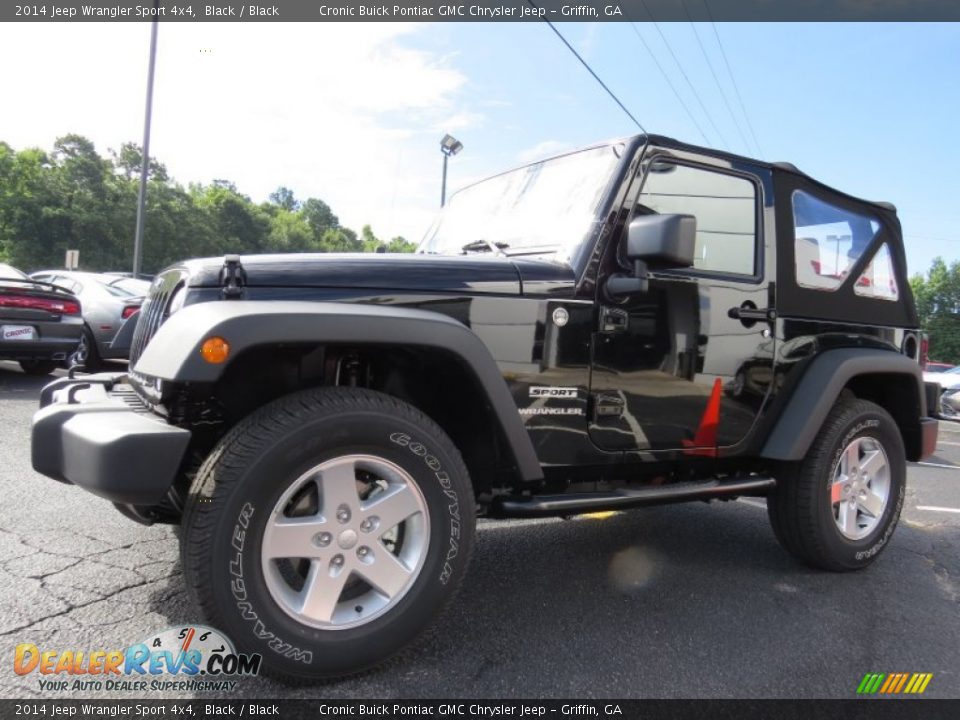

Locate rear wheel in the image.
[18,359,59,376]
[180,387,475,680]
[767,396,905,571]
[69,326,101,372]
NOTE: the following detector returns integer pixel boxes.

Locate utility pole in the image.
[132,1,160,278]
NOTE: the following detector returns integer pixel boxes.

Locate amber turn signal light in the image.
[200,336,230,364]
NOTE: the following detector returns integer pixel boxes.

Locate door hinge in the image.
[600,307,629,334]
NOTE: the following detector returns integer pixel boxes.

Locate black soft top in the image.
[637,133,898,217]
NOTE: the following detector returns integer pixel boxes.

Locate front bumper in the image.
[31,374,191,505]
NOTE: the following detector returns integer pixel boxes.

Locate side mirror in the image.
[626,213,696,266]
[607,214,696,297]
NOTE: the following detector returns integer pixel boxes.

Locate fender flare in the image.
[760,347,926,461]
[133,300,543,481]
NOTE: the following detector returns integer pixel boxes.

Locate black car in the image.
[31,135,939,679]
[0,263,83,375]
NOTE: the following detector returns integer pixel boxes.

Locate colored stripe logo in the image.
[857,673,933,694]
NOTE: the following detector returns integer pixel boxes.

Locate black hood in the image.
[179,253,576,297]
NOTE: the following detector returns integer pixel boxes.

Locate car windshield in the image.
[418,144,621,260]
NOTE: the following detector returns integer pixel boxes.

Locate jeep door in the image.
[588,149,776,455]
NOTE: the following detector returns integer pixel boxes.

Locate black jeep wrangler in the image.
[31,135,939,679]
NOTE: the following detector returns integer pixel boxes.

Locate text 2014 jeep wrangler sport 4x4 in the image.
[32,135,939,679]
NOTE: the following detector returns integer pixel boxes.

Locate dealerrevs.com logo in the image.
[857,672,934,695]
[13,625,261,692]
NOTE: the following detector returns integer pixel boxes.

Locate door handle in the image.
[728,303,776,326]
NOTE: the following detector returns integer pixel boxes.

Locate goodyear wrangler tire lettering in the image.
[767,397,906,572]
[181,387,475,680]
[392,431,462,584]
[224,503,313,664]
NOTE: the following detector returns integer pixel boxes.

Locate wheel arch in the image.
[760,348,927,462]
[133,301,543,485]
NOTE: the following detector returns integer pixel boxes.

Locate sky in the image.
[0,21,957,276]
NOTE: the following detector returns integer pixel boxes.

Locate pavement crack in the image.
[0,571,179,638]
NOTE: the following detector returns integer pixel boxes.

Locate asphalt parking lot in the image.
[1,361,958,700]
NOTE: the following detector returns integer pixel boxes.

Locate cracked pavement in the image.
[1,363,958,699]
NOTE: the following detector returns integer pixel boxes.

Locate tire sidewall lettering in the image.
[390,432,462,585]
[226,501,315,665]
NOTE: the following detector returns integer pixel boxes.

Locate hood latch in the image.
[219,255,246,299]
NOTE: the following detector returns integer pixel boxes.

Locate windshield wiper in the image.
[461,239,509,257]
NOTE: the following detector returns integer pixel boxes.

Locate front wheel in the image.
[180,387,475,680]
[767,396,906,571]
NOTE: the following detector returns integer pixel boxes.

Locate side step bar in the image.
[492,476,776,519]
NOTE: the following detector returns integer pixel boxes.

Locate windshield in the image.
[418,144,621,259]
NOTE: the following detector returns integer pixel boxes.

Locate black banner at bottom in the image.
[3,699,959,720]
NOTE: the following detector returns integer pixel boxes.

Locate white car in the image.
[924,366,960,390]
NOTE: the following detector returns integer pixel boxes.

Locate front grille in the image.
[129,269,185,366]
[110,384,152,414]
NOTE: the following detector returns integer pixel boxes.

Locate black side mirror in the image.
[607,213,697,297]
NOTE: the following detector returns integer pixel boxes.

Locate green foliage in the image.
[0,135,419,273]
[386,236,417,253]
[300,198,338,238]
[356,225,417,254]
[910,257,960,364]
[268,186,299,212]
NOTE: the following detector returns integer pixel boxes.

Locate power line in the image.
[703,0,764,157]
[627,23,710,145]
[639,0,729,150]
[681,0,752,155]
[526,0,646,133]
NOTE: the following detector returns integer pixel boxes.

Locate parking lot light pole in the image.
[133,1,160,279]
[440,134,463,207]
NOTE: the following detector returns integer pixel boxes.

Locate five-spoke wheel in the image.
[262,455,430,629]
[829,436,891,541]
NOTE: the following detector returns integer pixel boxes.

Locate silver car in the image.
[29,271,144,370]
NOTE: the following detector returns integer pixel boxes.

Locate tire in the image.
[69,326,102,372]
[18,359,59,376]
[180,387,475,680]
[767,396,905,571]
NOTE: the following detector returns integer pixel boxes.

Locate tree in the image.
[110,142,169,182]
[910,257,960,363]
[269,186,299,212]
[318,227,361,253]
[300,198,338,240]
[192,182,271,256]
[0,134,416,273]
[360,224,382,252]
[265,208,312,253]
[386,236,417,253]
